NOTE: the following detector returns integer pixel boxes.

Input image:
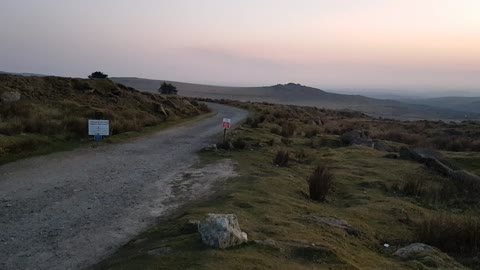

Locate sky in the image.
[1,0,479,94]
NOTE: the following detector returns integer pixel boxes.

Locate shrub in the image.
[232,137,247,150]
[280,122,296,137]
[245,117,260,128]
[159,82,178,95]
[402,178,426,197]
[304,128,318,138]
[0,120,24,136]
[417,215,480,255]
[270,126,281,135]
[88,71,108,79]
[307,163,334,202]
[281,137,292,146]
[273,150,289,167]
[294,149,312,165]
[267,138,275,146]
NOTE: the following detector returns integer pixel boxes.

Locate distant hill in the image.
[400,97,480,115]
[0,71,48,77]
[112,77,480,120]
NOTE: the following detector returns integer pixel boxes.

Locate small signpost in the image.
[223,118,231,143]
[88,120,110,141]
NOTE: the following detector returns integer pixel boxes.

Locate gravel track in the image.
[0,103,247,270]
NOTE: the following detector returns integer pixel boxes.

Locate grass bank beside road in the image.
[97,101,480,270]
[0,74,210,165]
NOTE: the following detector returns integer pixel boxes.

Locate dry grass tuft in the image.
[307,163,334,202]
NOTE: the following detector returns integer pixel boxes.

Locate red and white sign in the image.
[223,118,231,129]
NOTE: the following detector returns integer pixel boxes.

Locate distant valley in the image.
[400,97,480,115]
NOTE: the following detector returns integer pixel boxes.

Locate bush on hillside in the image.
[280,122,296,137]
[304,128,318,138]
[159,82,178,95]
[402,178,426,197]
[273,150,289,167]
[245,117,261,128]
[270,126,281,135]
[88,71,108,79]
[232,137,247,150]
[307,163,334,202]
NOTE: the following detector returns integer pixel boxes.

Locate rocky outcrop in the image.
[393,243,467,269]
[393,243,435,259]
[399,147,480,189]
[0,91,21,103]
[373,140,394,152]
[341,130,374,147]
[198,214,248,249]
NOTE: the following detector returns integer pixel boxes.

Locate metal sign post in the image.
[222,118,231,143]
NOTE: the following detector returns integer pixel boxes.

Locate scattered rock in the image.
[373,140,394,152]
[305,216,361,236]
[147,246,171,256]
[399,147,480,189]
[340,130,374,148]
[399,147,445,163]
[254,239,278,247]
[394,243,435,259]
[399,147,423,161]
[254,239,344,264]
[393,243,466,269]
[198,214,248,249]
[201,144,218,152]
[1,91,21,103]
[132,238,148,246]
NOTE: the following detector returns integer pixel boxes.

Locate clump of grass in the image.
[304,128,318,138]
[270,126,281,135]
[307,163,334,202]
[245,117,261,128]
[402,178,426,197]
[232,137,247,150]
[267,138,275,146]
[280,122,296,137]
[281,137,292,146]
[294,149,312,165]
[273,150,289,167]
[417,214,480,255]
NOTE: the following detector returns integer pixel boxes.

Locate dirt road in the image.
[0,103,248,270]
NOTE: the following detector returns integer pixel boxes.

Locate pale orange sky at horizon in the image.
[1,0,479,93]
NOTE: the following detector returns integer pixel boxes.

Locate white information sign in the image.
[88,120,110,136]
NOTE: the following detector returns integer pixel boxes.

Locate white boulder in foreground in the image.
[198,214,248,249]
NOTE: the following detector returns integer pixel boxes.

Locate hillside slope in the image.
[0,74,209,163]
[112,77,478,120]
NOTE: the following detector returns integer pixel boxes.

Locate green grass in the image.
[95,120,480,269]
[443,151,480,176]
